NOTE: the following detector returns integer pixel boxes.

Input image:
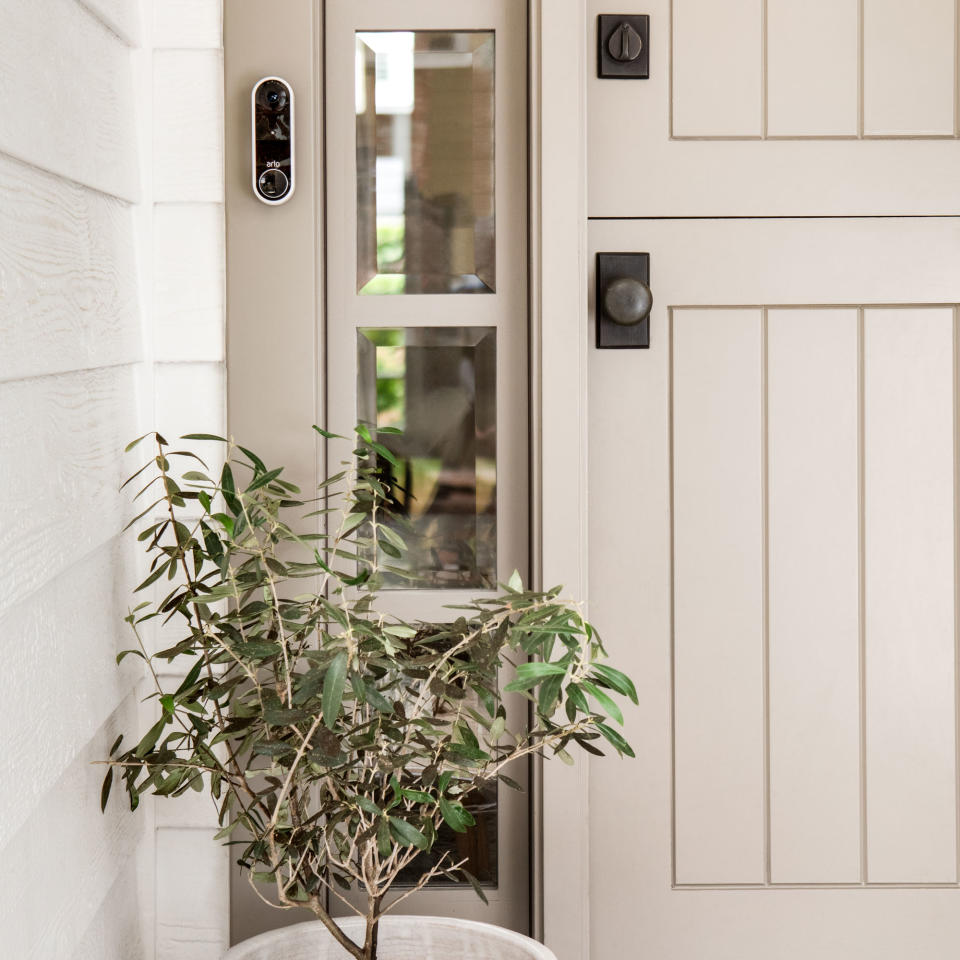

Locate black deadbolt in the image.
[598,15,650,79]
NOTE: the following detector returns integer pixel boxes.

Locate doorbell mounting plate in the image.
[252,76,294,204]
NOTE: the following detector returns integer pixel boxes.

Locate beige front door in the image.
[585,1,960,957]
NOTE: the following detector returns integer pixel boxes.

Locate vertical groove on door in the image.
[858,306,868,883]
[668,0,675,139]
[761,308,771,884]
[857,0,865,138]
[760,0,769,139]
[954,0,960,137]
[668,308,678,889]
[954,305,960,883]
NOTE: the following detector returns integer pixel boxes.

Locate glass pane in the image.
[395,780,498,887]
[356,31,495,295]
[358,327,496,588]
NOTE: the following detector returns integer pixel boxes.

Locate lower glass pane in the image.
[358,327,496,589]
[395,781,498,887]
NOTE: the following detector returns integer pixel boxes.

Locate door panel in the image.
[587,0,960,216]
[767,309,861,885]
[864,0,956,135]
[766,0,859,137]
[864,308,957,883]
[671,308,764,886]
[587,217,960,958]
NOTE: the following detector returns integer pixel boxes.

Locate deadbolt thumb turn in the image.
[596,252,652,349]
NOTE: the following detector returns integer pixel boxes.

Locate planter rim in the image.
[223,915,557,960]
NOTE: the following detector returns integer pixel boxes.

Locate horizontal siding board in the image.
[154,50,225,202]
[157,828,231,960]
[0,0,138,200]
[0,365,139,617]
[154,0,223,49]
[154,203,225,362]
[0,154,141,383]
[76,0,142,46]
[0,539,142,847]
[68,863,147,960]
[154,361,227,474]
[0,695,147,960]
[155,781,222,829]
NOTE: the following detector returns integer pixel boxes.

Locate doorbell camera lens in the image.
[256,80,288,112]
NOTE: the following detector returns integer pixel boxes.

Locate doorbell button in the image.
[258,168,289,200]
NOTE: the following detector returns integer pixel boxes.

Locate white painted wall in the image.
[0,0,228,956]
[0,0,151,957]
[148,2,230,957]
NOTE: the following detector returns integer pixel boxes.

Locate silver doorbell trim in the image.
[252,76,295,205]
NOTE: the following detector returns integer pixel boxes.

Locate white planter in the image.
[222,916,557,960]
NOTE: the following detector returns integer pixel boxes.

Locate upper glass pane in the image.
[356,31,495,295]
[358,327,496,589]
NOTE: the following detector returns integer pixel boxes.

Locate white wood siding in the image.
[149,3,229,957]
[0,1,151,956]
[0,0,139,199]
[0,0,228,956]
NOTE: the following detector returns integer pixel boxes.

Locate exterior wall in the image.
[0,0,228,956]
[149,1,230,958]
[0,0,152,957]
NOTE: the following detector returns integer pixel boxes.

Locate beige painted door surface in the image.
[586,2,960,958]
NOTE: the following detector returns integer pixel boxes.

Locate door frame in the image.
[224,0,592,953]
[530,2,591,958]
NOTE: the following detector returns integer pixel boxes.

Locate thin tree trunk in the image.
[308,898,366,960]
[363,896,383,960]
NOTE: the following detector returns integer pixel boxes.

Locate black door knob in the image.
[603,276,653,326]
[596,252,651,349]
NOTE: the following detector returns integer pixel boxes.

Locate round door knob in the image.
[603,276,653,326]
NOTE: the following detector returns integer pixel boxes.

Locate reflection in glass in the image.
[358,327,496,588]
[356,31,495,295]
[396,780,498,887]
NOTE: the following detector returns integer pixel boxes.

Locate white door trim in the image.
[530,3,592,958]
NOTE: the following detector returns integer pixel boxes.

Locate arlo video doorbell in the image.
[252,76,294,204]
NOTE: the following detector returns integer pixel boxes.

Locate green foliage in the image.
[103,427,637,960]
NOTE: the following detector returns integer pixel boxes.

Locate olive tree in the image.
[101,426,637,960]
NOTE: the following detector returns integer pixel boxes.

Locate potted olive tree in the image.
[101,426,637,960]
